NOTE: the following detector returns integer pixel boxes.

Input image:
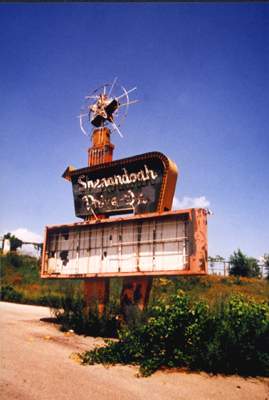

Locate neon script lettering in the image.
[77,164,158,191]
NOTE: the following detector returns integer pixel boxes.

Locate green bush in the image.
[229,250,260,278]
[81,292,269,377]
[1,285,24,303]
[52,292,122,338]
[3,253,22,269]
[28,293,62,308]
[200,295,269,375]
[1,253,37,270]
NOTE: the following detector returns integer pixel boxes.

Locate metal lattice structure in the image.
[78,77,138,138]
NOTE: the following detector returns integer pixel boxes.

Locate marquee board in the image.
[41,208,208,278]
[62,152,178,218]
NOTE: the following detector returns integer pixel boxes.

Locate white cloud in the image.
[0,228,42,257]
[10,228,42,243]
[173,196,210,210]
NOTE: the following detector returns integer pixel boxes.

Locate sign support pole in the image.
[120,276,153,316]
[84,126,114,315]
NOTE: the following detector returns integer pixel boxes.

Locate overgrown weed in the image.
[81,292,269,377]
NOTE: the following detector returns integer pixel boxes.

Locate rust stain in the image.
[88,127,114,166]
[188,208,208,273]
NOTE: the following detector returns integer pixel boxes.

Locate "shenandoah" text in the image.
[77,164,158,191]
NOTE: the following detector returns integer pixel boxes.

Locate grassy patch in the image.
[150,275,269,306]
[0,253,82,306]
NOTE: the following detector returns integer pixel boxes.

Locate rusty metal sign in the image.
[63,152,178,218]
[41,208,208,279]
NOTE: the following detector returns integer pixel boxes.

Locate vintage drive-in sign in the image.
[63,152,178,218]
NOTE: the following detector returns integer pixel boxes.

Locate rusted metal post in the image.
[84,278,110,315]
[188,208,208,273]
[88,127,114,166]
[84,127,114,315]
[120,276,153,314]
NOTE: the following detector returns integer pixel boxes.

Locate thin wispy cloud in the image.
[173,196,210,210]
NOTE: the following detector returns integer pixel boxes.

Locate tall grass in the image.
[0,253,82,306]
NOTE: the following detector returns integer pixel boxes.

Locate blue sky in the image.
[0,3,268,259]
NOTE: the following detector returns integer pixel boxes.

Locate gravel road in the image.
[0,301,268,400]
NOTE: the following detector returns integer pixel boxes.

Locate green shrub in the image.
[52,292,122,338]
[30,293,62,308]
[229,250,260,278]
[203,295,269,375]
[3,253,21,269]
[220,277,233,286]
[1,285,24,303]
[173,276,202,291]
[81,292,269,377]
[1,253,38,270]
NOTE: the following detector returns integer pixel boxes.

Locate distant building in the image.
[2,238,11,255]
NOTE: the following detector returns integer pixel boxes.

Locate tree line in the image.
[209,250,269,278]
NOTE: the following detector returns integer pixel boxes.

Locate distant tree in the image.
[246,257,261,278]
[229,249,260,278]
[3,233,23,252]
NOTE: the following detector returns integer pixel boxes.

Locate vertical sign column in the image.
[84,127,114,315]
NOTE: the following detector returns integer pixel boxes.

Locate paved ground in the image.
[0,301,268,400]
